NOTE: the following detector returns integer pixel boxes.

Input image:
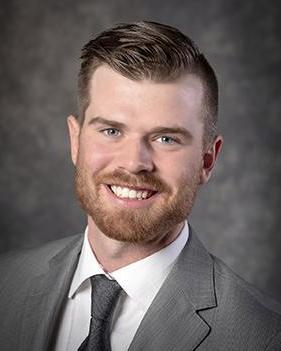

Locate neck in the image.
[86,216,185,273]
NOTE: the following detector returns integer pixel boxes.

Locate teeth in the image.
[121,187,129,198]
[129,190,137,199]
[141,191,148,199]
[110,185,153,200]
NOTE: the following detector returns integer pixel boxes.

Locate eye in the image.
[101,128,121,137]
[156,135,178,145]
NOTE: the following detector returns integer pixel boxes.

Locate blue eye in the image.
[101,128,121,137]
[156,136,177,145]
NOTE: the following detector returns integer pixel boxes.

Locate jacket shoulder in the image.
[205,255,281,349]
[0,234,83,283]
[213,255,281,316]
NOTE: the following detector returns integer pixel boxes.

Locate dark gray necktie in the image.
[78,274,122,351]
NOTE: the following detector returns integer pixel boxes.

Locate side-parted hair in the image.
[78,21,218,145]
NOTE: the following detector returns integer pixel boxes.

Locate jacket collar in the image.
[20,226,216,351]
[128,226,217,351]
[20,234,84,351]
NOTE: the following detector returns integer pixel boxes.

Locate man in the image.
[0,21,281,351]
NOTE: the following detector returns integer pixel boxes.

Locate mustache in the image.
[93,169,171,193]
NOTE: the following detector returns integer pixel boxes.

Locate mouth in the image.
[106,184,158,200]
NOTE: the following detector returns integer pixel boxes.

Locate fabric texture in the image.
[0,227,281,350]
[78,275,122,351]
[55,223,188,351]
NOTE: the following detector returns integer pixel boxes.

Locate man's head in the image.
[77,21,218,146]
[68,21,223,245]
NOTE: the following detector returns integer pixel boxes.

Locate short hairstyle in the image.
[78,21,218,145]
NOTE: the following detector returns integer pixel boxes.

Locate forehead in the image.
[85,65,204,130]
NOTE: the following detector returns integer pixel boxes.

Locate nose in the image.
[118,138,155,174]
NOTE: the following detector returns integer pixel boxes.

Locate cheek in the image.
[156,152,202,188]
[79,141,113,173]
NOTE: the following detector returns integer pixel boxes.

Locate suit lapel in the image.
[128,227,217,351]
[20,234,84,351]
[17,227,215,350]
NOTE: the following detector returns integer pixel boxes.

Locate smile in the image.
[108,185,157,200]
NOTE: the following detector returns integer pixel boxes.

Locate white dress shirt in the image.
[54,222,189,351]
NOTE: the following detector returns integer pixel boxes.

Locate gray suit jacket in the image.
[1,228,281,351]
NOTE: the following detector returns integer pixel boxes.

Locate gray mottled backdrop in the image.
[1,0,281,302]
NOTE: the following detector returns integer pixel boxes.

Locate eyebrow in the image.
[88,116,127,130]
[88,116,193,140]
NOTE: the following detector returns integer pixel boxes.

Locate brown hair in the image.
[78,21,218,144]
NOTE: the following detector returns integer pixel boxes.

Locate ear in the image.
[200,135,223,184]
[67,115,81,166]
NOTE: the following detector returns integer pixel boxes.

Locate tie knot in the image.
[90,274,122,321]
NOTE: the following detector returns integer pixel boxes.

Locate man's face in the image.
[68,65,220,244]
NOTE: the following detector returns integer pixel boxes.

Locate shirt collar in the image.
[69,222,189,310]
[68,227,108,298]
